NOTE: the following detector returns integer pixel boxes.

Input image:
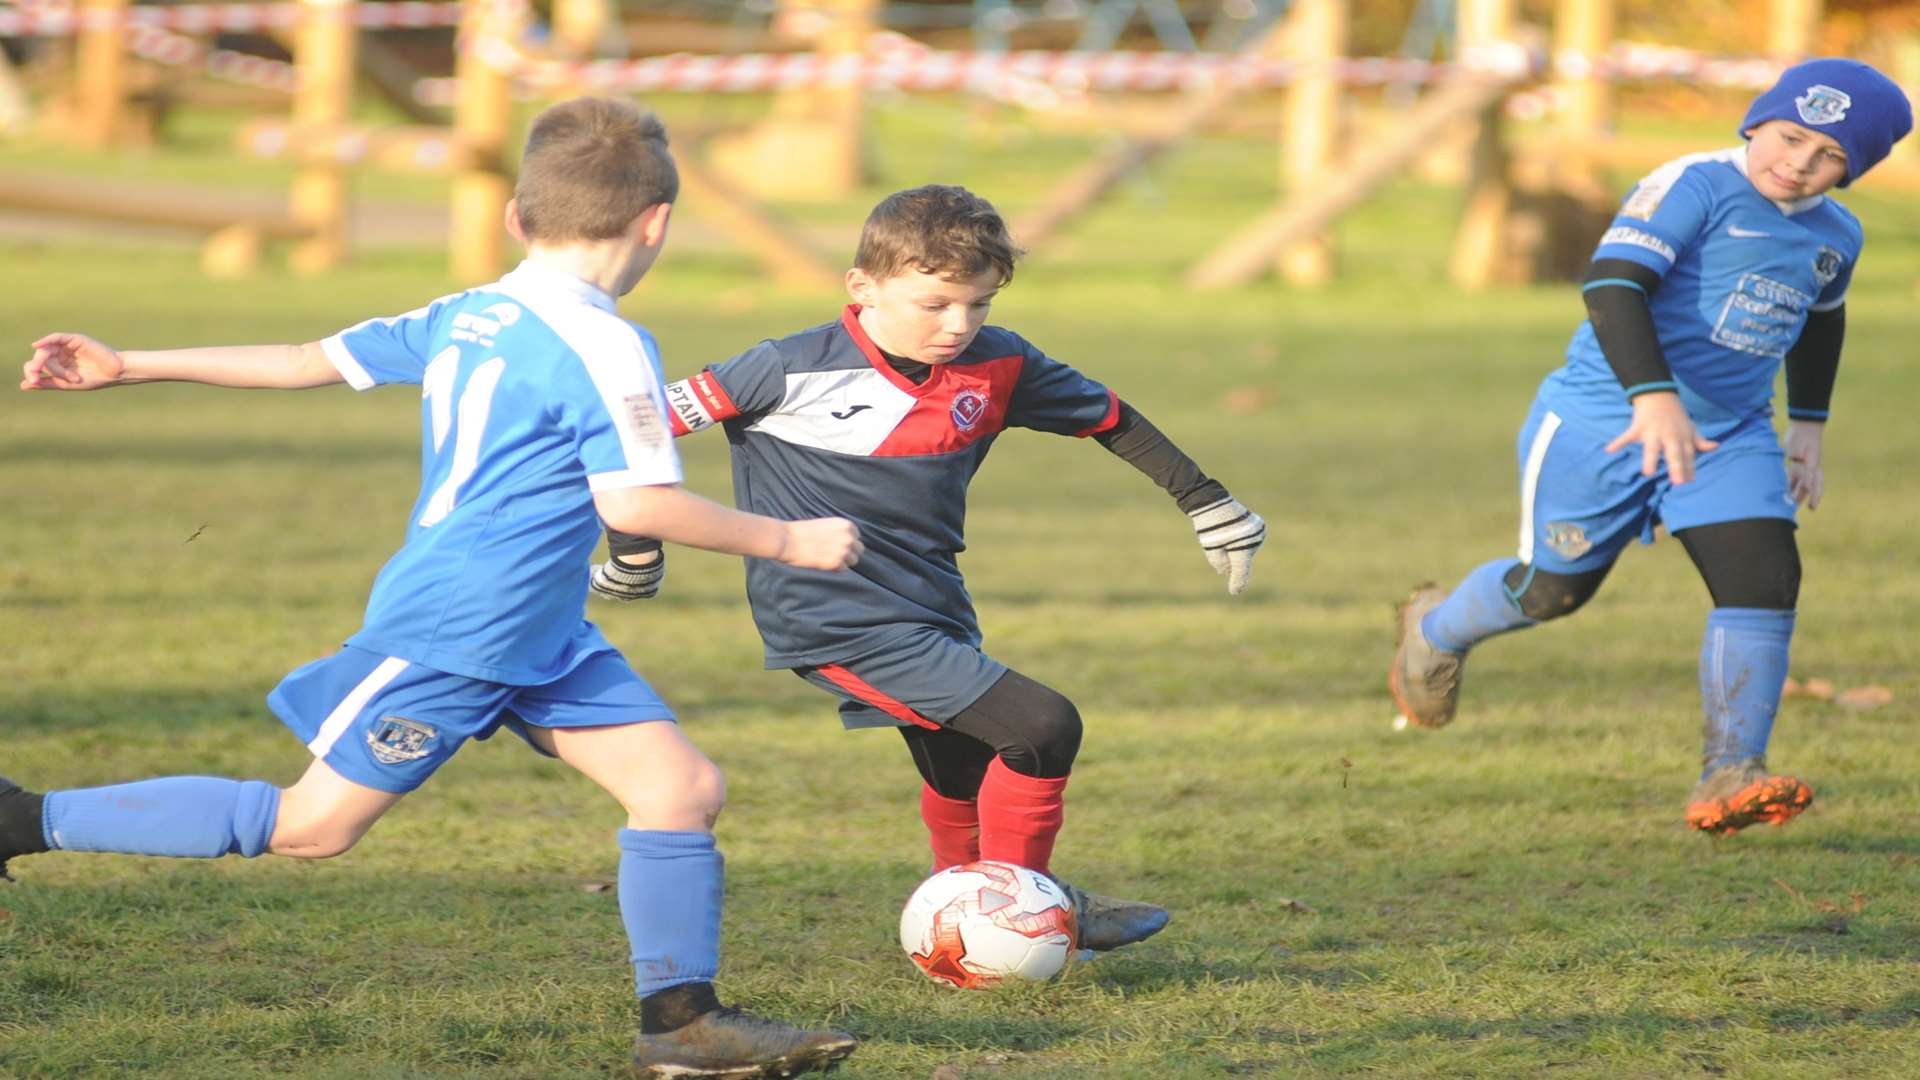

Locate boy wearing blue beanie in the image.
[1389,59,1911,835]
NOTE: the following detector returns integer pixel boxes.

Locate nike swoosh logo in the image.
[1727,225,1771,238]
[830,405,873,420]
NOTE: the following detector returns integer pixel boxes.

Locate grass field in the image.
[4,97,1920,1078]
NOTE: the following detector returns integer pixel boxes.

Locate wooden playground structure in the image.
[0,0,1910,288]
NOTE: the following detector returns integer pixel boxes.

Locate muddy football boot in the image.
[1388,583,1464,729]
[631,1007,857,1079]
[0,774,47,883]
[1685,760,1814,836]
[1055,879,1169,952]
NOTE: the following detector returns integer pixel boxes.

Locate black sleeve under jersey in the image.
[1092,400,1227,512]
[1784,304,1845,422]
[604,529,662,563]
[1582,258,1675,399]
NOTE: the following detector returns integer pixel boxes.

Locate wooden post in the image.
[1768,0,1823,62]
[1893,35,1920,166]
[290,0,357,274]
[72,0,128,147]
[1447,0,1517,290]
[1552,0,1612,168]
[1277,0,1347,286]
[553,0,617,58]
[451,0,516,283]
[709,0,874,199]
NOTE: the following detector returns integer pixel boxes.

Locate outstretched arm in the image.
[23,335,343,392]
[593,484,861,572]
[1094,401,1266,595]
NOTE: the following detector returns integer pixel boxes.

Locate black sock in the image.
[640,981,722,1034]
[0,781,49,859]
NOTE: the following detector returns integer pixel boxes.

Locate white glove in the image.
[1188,495,1265,595]
[590,551,665,602]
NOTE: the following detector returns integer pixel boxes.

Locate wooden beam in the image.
[1188,73,1518,289]
[675,138,841,293]
[1769,0,1823,61]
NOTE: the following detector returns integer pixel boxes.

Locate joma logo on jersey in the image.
[366,716,437,765]
[949,389,989,432]
[1795,84,1851,126]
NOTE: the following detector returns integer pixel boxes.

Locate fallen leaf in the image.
[1277,897,1316,914]
[1804,677,1836,700]
[1220,386,1274,414]
[1834,685,1893,711]
[580,881,615,893]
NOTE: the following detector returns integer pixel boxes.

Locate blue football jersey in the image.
[661,306,1120,668]
[1543,144,1862,438]
[321,260,683,684]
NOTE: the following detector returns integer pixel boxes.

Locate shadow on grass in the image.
[0,435,412,468]
[1290,995,1920,1062]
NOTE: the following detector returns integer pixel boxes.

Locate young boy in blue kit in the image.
[593,184,1267,948]
[5,98,865,1079]
[1389,60,1912,835]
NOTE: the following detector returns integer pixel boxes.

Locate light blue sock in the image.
[1699,607,1795,778]
[43,777,280,858]
[619,828,723,997]
[1421,558,1539,654]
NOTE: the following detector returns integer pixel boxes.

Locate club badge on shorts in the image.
[367,716,438,765]
[1544,522,1594,561]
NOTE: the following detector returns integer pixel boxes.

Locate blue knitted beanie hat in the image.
[1740,58,1913,186]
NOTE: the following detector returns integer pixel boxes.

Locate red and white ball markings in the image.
[899,860,1077,989]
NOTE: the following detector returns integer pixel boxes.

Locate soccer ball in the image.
[899,860,1077,989]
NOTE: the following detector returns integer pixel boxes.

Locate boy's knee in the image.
[1506,563,1608,622]
[999,693,1082,778]
[269,819,370,859]
[622,758,727,831]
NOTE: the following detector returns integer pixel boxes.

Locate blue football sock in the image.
[43,777,280,858]
[1421,558,1539,654]
[619,828,723,997]
[1699,607,1795,778]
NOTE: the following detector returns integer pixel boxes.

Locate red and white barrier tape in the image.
[0,1,464,37]
[414,39,1784,107]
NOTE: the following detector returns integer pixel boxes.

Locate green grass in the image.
[5,99,1920,1078]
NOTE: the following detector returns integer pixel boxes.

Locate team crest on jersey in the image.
[1812,246,1843,288]
[366,716,437,765]
[1543,522,1593,560]
[1795,84,1851,126]
[949,388,989,432]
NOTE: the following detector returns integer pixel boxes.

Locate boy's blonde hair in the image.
[854,185,1022,286]
[515,97,678,243]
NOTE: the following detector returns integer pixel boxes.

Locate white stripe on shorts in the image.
[306,656,411,759]
[1517,411,1562,564]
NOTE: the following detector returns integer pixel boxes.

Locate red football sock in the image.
[975,757,1067,875]
[919,784,981,872]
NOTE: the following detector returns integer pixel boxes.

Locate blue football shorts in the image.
[268,643,675,793]
[793,626,1008,731]
[1515,398,1796,574]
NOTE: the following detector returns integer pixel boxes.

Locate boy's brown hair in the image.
[854,185,1022,285]
[514,97,678,243]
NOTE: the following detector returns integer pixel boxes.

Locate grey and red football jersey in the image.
[666,305,1119,668]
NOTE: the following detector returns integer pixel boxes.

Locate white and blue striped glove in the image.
[1189,495,1266,595]
[590,545,665,602]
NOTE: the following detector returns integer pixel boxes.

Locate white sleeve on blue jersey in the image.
[322,297,458,389]
[1593,160,1716,278]
[1006,343,1119,437]
[557,324,685,492]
